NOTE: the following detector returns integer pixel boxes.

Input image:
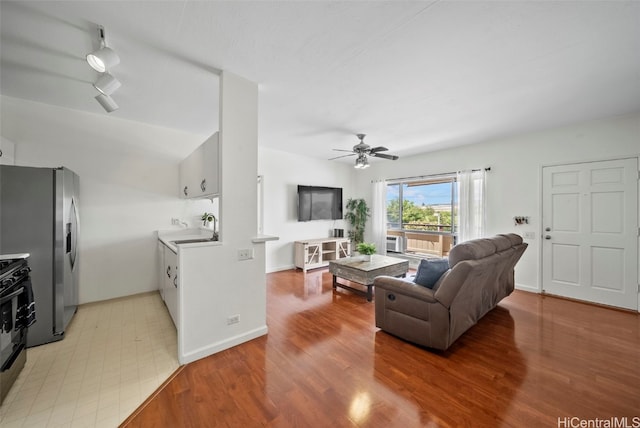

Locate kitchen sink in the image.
[171,238,218,245]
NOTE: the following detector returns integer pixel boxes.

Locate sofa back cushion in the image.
[448,238,496,267]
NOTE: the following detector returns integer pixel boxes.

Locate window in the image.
[385,176,457,257]
[386,177,457,233]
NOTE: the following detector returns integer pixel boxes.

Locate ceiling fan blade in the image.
[332,149,355,153]
[372,153,399,160]
[328,153,356,160]
[369,146,388,153]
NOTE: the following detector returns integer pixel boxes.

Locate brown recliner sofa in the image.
[374,234,527,350]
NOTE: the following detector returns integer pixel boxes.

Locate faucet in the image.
[211,216,218,241]
[202,212,218,240]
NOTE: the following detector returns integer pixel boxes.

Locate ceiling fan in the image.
[329,134,399,169]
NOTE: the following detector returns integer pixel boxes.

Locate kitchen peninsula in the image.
[157,71,277,365]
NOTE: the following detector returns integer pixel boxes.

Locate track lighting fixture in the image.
[87,25,121,113]
[86,26,120,73]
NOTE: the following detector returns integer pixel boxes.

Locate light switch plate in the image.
[523,232,536,239]
[238,249,254,260]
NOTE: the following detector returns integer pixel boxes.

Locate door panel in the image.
[551,244,580,285]
[542,158,638,310]
[552,193,579,231]
[591,246,623,291]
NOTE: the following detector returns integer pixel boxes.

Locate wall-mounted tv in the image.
[297,185,343,222]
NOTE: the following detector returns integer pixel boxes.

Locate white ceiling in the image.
[1,1,639,163]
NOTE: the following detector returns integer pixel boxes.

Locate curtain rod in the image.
[378,167,491,184]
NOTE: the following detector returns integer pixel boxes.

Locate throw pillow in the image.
[413,258,449,289]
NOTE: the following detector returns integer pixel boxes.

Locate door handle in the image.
[545,235,552,240]
[183,186,188,196]
[0,287,25,304]
[200,179,206,192]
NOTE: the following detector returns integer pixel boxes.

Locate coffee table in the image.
[328,255,409,301]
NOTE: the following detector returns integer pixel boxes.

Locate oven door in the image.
[0,281,27,404]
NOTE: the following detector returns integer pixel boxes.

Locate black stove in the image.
[0,254,32,405]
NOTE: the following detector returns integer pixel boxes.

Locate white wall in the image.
[1,96,216,303]
[351,112,640,292]
[258,147,354,272]
[0,136,16,164]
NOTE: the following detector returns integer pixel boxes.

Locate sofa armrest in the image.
[374,276,439,303]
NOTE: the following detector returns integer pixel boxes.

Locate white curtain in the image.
[457,169,486,243]
[371,180,387,255]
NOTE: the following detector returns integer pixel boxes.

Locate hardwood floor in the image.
[122,268,640,427]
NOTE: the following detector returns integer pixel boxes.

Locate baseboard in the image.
[515,283,540,293]
[266,264,295,273]
[178,325,268,365]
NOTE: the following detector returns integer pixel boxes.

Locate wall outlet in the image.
[227,314,240,325]
[238,248,254,261]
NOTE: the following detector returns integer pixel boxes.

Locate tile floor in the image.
[0,292,179,427]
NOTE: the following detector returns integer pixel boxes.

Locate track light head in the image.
[86,25,119,72]
[93,73,121,95]
[95,93,119,113]
[86,47,119,73]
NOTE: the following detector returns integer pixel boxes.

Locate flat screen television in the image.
[297,185,343,221]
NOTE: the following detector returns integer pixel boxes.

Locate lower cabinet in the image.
[159,243,178,328]
[294,238,351,272]
[157,241,165,301]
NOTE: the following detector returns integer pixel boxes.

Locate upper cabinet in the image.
[179,132,220,199]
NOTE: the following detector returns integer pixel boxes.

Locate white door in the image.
[542,158,638,310]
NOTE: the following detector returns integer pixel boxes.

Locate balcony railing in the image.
[387,228,454,258]
[387,222,453,233]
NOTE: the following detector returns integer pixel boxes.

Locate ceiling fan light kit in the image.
[86,25,121,112]
[329,133,399,169]
[354,154,369,169]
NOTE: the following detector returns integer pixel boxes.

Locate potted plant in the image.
[345,198,370,246]
[356,242,376,262]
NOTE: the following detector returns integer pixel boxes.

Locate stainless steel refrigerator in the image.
[0,165,79,347]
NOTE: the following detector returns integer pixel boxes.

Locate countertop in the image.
[251,234,279,243]
[0,253,30,260]
[158,229,279,252]
[157,228,222,252]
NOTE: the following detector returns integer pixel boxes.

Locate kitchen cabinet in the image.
[157,241,165,301]
[179,132,220,199]
[159,242,178,327]
[157,229,224,334]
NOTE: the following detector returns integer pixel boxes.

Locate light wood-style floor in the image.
[122,268,640,427]
[0,292,178,428]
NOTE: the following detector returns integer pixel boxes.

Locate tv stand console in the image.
[294,237,351,272]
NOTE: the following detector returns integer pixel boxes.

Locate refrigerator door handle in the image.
[69,197,78,270]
